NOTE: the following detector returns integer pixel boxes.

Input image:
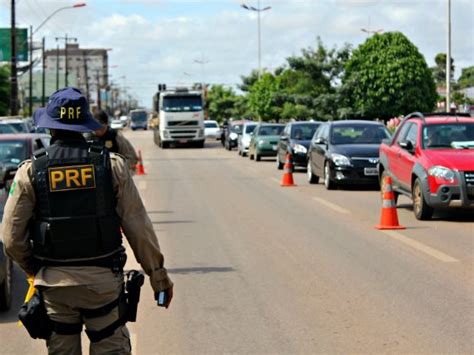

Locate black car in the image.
[224,120,246,150]
[276,121,321,169]
[0,133,50,311]
[307,120,391,189]
[0,164,17,311]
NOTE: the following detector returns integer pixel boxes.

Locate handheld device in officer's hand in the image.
[157,291,168,307]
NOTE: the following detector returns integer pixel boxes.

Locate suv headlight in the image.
[428,166,455,181]
[331,153,351,166]
[163,130,169,138]
[229,132,238,140]
[258,140,266,145]
[292,143,307,154]
[198,129,204,137]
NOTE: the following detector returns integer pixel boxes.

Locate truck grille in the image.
[167,121,198,127]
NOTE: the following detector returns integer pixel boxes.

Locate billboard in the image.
[0,28,28,62]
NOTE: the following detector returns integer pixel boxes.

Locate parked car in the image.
[0,122,20,134]
[204,120,221,140]
[110,118,126,130]
[248,123,285,161]
[276,121,322,169]
[224,120,247,150]
[0,117,33,134]
[379,112,474,220]
[307,120,391,189]
[238,122,257,157]
[0,133,50,311]
[0,181,16,311]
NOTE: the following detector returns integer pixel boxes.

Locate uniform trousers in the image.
[42,277,131,355]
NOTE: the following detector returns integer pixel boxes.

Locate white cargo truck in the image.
[153,86,205,148]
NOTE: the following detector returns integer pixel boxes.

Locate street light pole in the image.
[10,0,19,115]
[29,25,33,115]
[241,1,271,80]
[194,55,209,88]
[23,3,86,112]
[446,0,451,112]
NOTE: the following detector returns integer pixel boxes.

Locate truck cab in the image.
[154,87,205,148]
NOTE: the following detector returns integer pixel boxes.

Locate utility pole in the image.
[56,34,77,87]
[96,69,101,110]
[41,37,46,105]
[446,0,452,112]
[10,0,19,115]
[28,25,33,115]
[83,52,89,102]
[56,44,59,90]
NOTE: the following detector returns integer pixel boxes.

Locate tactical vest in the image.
[31,139,122,262]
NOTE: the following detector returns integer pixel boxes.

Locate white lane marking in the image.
[137,180,147,190]
[130,332,138,354]
[312,197,350,214]
[382,230,459,263]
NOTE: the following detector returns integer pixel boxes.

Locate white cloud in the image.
[1,0,472,106]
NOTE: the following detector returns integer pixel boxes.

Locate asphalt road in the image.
[1,129,473,354]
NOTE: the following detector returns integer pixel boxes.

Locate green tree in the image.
[431,53,455,86]
[247,73,280,121]
[206,84,239,122]
[457,66,474,89]
[239,69,259,92]
[277,38,352,120]
[342,31,437,120]
[0,65,10,115]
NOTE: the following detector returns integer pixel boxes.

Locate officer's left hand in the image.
[155,285,173,309]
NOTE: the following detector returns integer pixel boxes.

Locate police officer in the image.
[2,87,173,354]
[91,110,138,172]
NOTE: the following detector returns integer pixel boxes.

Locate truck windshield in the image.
[130,111,147,122]
[163,96,203,112]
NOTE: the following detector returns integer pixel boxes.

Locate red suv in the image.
[379,112,474,220]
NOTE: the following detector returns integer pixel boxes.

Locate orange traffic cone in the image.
[375,176,405,230]
[136,150,146,176]
[280,153,296,187]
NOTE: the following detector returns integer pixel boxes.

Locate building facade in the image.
[44,43,109,105]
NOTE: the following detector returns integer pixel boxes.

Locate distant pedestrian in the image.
[92,110,138,172]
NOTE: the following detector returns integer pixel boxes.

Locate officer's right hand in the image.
[155,285,173,309]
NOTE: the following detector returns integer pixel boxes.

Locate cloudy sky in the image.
[1,0,473,107]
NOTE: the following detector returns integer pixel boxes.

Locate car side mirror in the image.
[314,137,326,144]
[399,140,414,152]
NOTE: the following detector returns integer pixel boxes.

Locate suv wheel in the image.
[324,162,335,190]
[307,160,319,184]
[413,178,434,220]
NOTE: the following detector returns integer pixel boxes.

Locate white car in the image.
[238,122,257,156]
[110,118,126,130]
[204,120,221,140]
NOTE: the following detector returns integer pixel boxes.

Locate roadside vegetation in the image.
[206,32,474,123]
